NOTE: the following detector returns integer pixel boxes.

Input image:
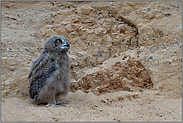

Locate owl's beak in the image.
[61,41,70,52]
[65,42,70,48]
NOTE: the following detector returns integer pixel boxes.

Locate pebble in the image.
[149,56,153,59]
[7,66,16,71]
[6,48,10,51]
[95,27,106,35]
[164,12,171,16]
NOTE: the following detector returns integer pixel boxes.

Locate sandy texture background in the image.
[1,1,182,122]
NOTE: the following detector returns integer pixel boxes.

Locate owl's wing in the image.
[28,53,56,99]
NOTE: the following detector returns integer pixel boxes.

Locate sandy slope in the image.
[1,1,182,122]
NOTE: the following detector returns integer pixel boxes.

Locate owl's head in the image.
[43,35,70,53]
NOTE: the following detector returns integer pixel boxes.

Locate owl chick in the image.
[28,35,70,106]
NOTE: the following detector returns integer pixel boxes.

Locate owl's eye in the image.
[57,39,62,44]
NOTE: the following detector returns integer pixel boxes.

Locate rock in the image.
[106,34,112,42]
[149,56,153,59]
[7,66,16,71]
[4,2,16,8]
[4,15,17,21]
[73,19,79,23]
[94,27,106,35]
[164,12,171,16]
[81,6,93,15]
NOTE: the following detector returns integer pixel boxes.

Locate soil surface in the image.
[1,1,182,122]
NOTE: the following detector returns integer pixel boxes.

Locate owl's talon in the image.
[57,100,69,106]
[63,100,69,104]
[60,104,66,106]
[45,104,56,107]
[45,104,52,107]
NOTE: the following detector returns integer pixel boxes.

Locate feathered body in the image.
[28,35,70,105]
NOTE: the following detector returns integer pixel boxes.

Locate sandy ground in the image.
[1,90,182,122]
[1,1,182,122]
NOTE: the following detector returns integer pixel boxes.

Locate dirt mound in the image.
[71,55,153,95]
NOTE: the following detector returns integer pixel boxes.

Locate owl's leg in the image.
[55,84,70,106]
[55,95,69,106]
[36,94,57,106]
[47,97,57,105]
[36,86,57,106]
[45,97,57,107]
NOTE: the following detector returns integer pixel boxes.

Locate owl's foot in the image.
[57,100,69,106]
[45,101,69,107]
[45,104,56,107]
